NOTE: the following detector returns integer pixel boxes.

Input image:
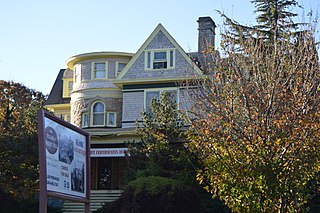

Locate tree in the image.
[186,12,320,213]
[96,92,228,213]
[219,0,303,50]
[126,91,188,180]
[0,80,46,200]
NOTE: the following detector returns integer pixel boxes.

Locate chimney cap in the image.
[197,16,216,28]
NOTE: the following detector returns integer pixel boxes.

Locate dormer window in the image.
[92,62,107,79]
[145,49,175,70]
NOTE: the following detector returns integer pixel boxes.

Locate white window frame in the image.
[115,62,127,77]
[144,88,179,112]
[145,49,175,70]
[107,112,117,127]
[74,64,81,83]
[91,101,105,127]
[92,61,108,79]
[82,112,89,127]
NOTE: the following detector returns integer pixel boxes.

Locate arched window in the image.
[92,101,105,126]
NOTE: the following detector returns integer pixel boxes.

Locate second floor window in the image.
[145,89,178,113]
[145,49,175,70]
[116,62,127,77]
[74,64,81,83]
[92,102,105,126]
[82,113,89,127]
[93,62,107,79]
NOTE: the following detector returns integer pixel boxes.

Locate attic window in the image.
[145,49,175,70]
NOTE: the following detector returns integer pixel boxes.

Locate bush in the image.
[95,176,201,213]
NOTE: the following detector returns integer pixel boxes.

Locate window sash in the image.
[93,114,104,126]
[92,102,105,126]
[145,49,175,70]
[107,112,116,127]
[154,51,166,61]
[145,89,178,112]
[93,62,106,79]
[82,113,89,127]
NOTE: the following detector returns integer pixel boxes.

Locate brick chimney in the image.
[197,17,216,70]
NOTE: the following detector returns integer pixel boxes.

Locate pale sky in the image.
[0,0,318,95]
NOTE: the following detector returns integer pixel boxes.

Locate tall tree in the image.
[219,0,303,50]
[0,80,46,200]
[187,15,319,213]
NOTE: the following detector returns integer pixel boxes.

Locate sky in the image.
[0,0,319,95]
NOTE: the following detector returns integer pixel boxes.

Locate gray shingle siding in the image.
[122,31,197,80]
[122,91,144,127]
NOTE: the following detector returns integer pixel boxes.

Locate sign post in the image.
[38,110,90,212]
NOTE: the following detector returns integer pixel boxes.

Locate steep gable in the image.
[116,24,202,83]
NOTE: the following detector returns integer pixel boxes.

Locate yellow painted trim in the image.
[62,77,73,98]
[45,103,71,109]
[116,24,202,80]
[66,52,133,69]
[145,48,176,70]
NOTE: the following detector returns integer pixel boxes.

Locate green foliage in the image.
[94,176,201,213]
[219,0,305,50]
[0,80,46,200]
[187,10,319,213]
[97,91,228,212]
[126,91,189,180]
[0,190,62,213]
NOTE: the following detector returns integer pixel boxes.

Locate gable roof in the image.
[115,23,202,83]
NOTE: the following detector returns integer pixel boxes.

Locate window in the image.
[74,64,81,83]
[107,112,116,127]
[82,113,89,127]
[68,81,73,96]
[116,62,126,77]
[145,91,160,112]
[145,89,178,112]
[92,102,105,126]
[145,49,175,70]
[62,79,73,98]
[153,51,167,69]
[92,62,107,79]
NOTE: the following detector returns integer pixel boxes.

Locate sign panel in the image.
[38,110,90,212]
[44,117,87,198]
[91,148,128,157]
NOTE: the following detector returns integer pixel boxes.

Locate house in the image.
[45,16,216,212]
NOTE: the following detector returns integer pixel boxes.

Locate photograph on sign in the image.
[44,117,87,198]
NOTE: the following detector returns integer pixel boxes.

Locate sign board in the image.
[38,110,90,212]
[91,148,128,157]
